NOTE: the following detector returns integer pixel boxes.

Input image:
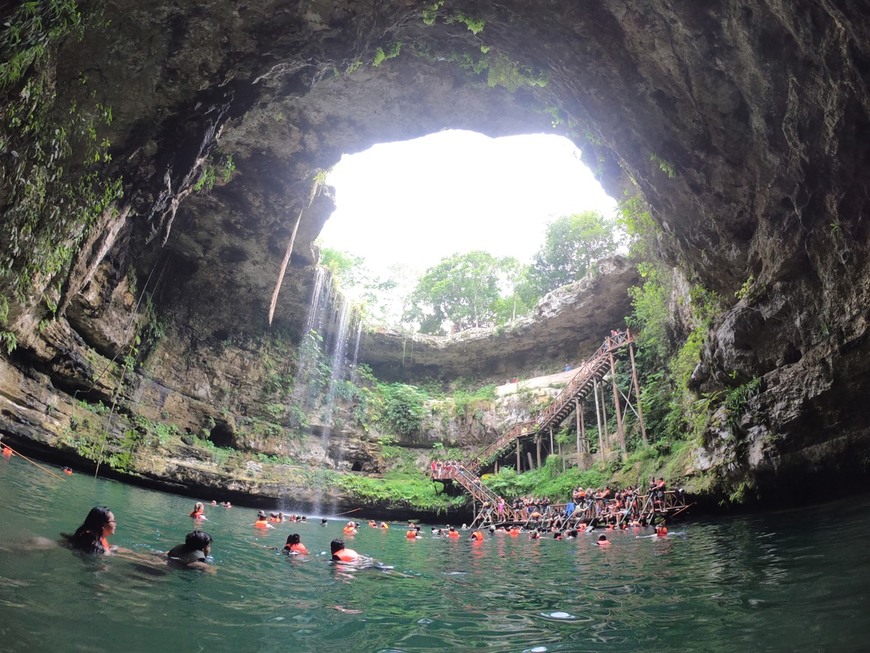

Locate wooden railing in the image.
[464,330,635,474]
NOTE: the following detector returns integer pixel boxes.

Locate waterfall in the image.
[293,266,360,515]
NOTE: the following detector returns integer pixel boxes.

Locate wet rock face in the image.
[3,1,870,504]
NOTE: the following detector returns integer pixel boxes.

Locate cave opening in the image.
[315,129,617,330]
[209,421,235,448]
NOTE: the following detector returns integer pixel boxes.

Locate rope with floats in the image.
[0,442,66,481]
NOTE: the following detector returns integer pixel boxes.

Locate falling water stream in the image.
[293,266,361,514]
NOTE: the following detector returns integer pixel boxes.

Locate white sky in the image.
[317,130,617,275]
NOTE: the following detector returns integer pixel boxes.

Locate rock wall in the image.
[2,1,870,508]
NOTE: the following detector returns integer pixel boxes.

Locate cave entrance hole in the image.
[209,421,235,448]
[316,130,617,327]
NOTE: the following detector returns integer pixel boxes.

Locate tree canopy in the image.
[528,211,616,295]
[404,251,521,335]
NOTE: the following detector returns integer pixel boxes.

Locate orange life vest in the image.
[254,519,269,529]
[333,548,359,562]
[286,543,308,554]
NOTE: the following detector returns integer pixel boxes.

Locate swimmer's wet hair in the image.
[330,538,344,553]
[185,530,213,550]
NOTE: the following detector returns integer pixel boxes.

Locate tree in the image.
[319,247,402,325]
[529,211,616,295]
[405,251,508,335]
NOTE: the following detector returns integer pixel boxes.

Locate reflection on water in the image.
[1,455,869,652]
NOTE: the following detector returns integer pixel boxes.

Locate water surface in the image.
[0,455,867,652]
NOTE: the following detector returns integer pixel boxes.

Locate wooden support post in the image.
[516,438,521,473]
[536,435,542,469]
[579,399,586,455]
[593,378,604,461]
[608,350,626,458]
[629,339,648,445]
[526,451,535,471]
[575,398,582,461]
[549,426,554,458]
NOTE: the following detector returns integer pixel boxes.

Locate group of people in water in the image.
[61,501,375,570]
[62,489,671,573]
[62,505,214,569]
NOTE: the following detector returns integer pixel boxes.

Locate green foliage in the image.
[528,211,617,295]
[404,251,525,334]
[724,377,762,430]
[372,42,402,67]
[193,153,235,192]
[1,5,123,307]
[0,1,83,88]
[452,384,496,417]
[421,1,444,26]
[378,383,429,437]
[486,53,547,90]
[650,153,677,178]
[448,12,485,35]
[339,472,465,513]
[137,294,165,357]
[0,330,17,354]
[483,461,610,501]
[735,274,755,301]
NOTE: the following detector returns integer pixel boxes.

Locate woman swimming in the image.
[283,533,308,555]
[63,506,117,555]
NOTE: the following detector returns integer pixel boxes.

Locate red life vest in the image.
[333,548,359,562]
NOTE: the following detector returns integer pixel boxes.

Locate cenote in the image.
[1,459,868,653]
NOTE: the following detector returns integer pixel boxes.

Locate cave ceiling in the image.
[48,1,870,369]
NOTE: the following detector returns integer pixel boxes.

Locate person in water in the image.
[254,511,273,529]
[283,533,308,555]
[189,502,207,520]
[63,506,117,555]
[330,538,360,563]
[596,534,611,547]
[167,530,213,569]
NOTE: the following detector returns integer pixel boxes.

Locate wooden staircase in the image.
[464,330,635,475]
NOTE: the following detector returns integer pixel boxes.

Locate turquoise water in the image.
[1,455,869,652]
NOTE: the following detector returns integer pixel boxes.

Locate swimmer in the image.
[596,534,611,547]
[254,511,273,529]
[343,521,358,535]
[379,521,389,530]
[656,522,668,537]
[269,512,284,523]
[447,526,460,539]
[189,502,207,520]
[167,530,213,570]
[283,533,308,555]
[406,527,419,540]
[62,506,117,555]
[330,538,360,563]
[1,444,12,459]
[368,520,377,528]
[470,530,484,542]
[62,466,73,475]
[321,518,329,527]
